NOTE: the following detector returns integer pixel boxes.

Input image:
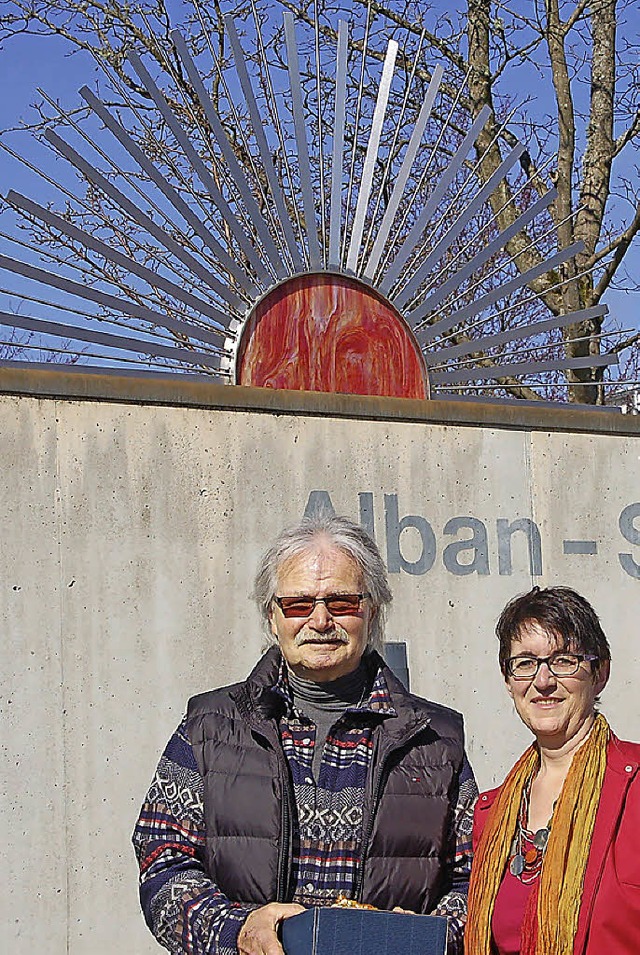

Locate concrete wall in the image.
[2,368,639,953]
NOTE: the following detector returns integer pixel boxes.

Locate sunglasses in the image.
[273,593,370,618]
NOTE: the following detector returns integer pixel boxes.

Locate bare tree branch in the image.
[593,202,640,300]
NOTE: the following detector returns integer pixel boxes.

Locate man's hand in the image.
[237,902,306,955]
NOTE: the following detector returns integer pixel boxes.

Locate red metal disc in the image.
[236,273,428,399]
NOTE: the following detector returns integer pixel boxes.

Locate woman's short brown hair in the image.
[496,586,611,676]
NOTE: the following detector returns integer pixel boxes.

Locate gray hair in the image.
[253,513,392,651]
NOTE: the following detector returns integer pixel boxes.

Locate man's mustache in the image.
[294,625,350,647]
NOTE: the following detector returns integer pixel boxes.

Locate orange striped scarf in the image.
[465,713,609,955]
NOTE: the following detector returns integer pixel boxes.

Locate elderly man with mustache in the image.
[133,514,477,955]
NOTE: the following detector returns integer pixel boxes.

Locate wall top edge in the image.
[1,365,638,436]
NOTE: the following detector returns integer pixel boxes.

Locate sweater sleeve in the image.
[430,752,479,955]
[132,717,255,954]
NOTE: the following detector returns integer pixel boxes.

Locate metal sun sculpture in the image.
[0,3,618,403]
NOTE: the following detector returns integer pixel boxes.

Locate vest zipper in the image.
[277,758,293,901]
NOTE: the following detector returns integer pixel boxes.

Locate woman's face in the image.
[505,621,609,747]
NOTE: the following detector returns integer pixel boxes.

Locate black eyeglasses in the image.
[273,593,370,618]
[506,652,598,680]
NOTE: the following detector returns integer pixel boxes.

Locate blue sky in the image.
[0,34,94,190]
[0,7,637,343]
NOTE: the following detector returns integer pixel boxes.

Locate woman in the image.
[465,586,640,955]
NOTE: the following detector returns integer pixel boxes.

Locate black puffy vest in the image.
[186,647,465,913]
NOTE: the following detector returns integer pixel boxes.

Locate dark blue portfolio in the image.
[281,907,448,955]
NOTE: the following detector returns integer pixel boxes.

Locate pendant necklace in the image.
[509,775,553,883]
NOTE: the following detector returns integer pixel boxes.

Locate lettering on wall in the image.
[619,502,640,579]
[303,491,640,579]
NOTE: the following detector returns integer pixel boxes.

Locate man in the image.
[133,514,477,955]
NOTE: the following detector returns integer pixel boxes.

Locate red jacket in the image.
[473,733,640,954]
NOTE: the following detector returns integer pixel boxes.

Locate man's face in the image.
[269,544,371,682]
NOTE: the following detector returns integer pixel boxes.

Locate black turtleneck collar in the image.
[286,660,371,712]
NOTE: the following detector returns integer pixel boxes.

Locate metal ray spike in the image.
[78,89,255,294]
[346,39,398,273]
[430,353,617,386]
[125,48,272,290]
[168,32,288,282]
[310,0,327,264]
[224,15,303,271]
[284,11,321,269]
[0,357,227,380]
[329,20,349,269]
[377,64,473,280]
[436,324,628,369]
[416,242,587,345]
[0,312,224,370]
[0,254,225,347]
[379,105,492,295]
[341,1,374,267]
[8,188,234,332]
[186,5,291,260]
[362,28,428,263]
[413,190,557,324]
[364,63,443,281]
[424,305,608,366]
[394,141,526,310]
